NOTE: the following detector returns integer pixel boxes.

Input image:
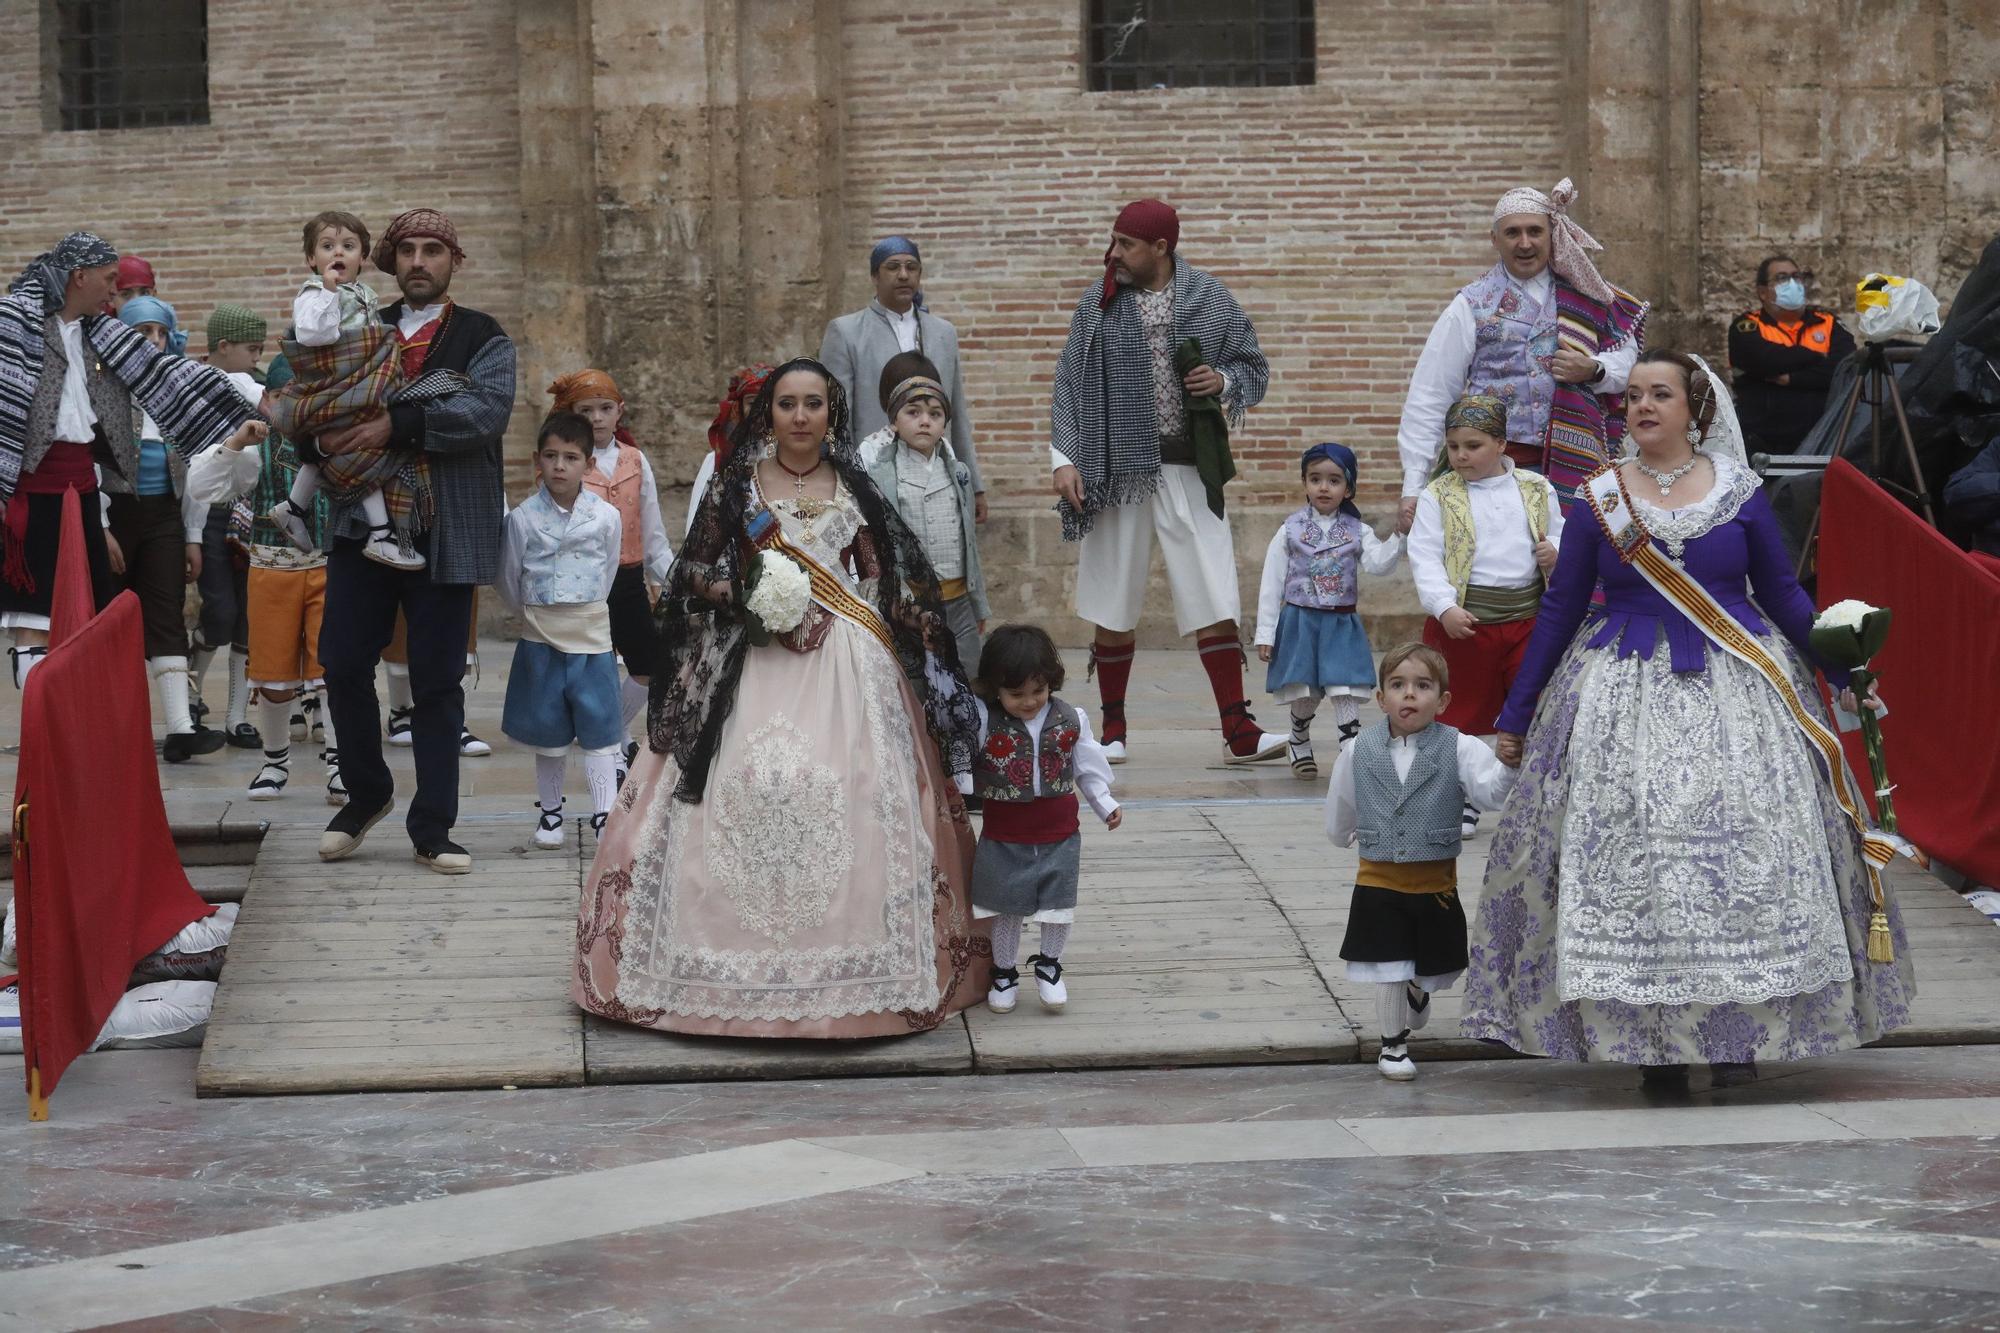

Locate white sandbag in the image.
[0,982,19,1054]
[91,980,215,1051]
[130,903,238,985]
[1,897,14,970]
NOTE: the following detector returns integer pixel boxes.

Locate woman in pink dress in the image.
[575,358,988,1037]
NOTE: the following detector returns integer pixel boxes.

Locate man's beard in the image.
[400,270,448,302]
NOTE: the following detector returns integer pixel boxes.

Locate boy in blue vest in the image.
[1325,643,1518,1081]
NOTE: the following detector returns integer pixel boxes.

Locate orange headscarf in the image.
[547,369,623,412]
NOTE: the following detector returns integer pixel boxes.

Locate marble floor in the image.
[6,1045,2000,1329]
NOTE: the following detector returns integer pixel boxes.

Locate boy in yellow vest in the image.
[1406,395,1561,835]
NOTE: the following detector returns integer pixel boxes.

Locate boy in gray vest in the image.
[1325,643,1518,1080]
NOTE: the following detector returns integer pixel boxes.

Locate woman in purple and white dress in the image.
[1462,349,1914,1089]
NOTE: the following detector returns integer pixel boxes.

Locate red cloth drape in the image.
[1818,458,2000,886]
[11,490,212,1112]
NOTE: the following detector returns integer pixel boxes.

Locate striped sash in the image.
[1581,466,1903,958]
[765,528,897,658]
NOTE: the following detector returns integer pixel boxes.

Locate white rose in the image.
[1814,599,1878,630]
[745,551,812,634]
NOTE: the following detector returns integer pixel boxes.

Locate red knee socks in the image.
[1197,632,1263,754]
[1090,638,1134,744]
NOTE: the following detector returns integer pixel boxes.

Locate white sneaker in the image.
[1460,803,1480,838]
[1377,1036,1416,1081]
[289,708,309,742]
[362,531,425,571]
[1101,739,1127,765]
[386,706,414,746]
[246,761,289,801]
[532,802,565,850]
[1030,954,1067,1011]
[1288,739,1316,779]
[986,967,1020,1013]
[460,729,492,757]
[265,500,317,554]
[1405,981,1432,1032]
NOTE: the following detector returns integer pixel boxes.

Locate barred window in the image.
[51,0,209,131]
[1087,0,1316,91]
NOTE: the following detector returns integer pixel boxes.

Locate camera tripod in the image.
[1787,341,1937,579]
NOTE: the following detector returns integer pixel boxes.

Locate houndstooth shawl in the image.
[1050,259,1268,541]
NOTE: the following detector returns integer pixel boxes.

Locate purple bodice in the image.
[1496,478,1847,734]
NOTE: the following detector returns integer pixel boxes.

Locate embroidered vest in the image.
[582,439,647,567]
[1281,508,1363,609]
[1352,720,1465,864]
[1428,468,1551,606]
[974,697,1081,803]
[515,488,619,606]
[1462,265,1557,448]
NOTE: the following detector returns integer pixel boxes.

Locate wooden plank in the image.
[584,1014,973,1083]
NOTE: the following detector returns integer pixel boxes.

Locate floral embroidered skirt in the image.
[1461,625,1916,1065]
[574,616,987,1037]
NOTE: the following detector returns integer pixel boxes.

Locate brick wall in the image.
[833,0,1570,514]
[0,0,529,456]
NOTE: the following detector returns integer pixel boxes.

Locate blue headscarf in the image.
[869,235,926,310]
[1300,443,1361,518]
[118,295,187,356]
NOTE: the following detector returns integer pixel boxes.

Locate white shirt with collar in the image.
[886,304,919,354]
[1395,265,1637,498]
[1324,727,1519,848]
[1406,463,1567,620]
[397,302,448,340]
[53,315,98,444]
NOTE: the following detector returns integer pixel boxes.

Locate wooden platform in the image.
[194,800,2000,1096]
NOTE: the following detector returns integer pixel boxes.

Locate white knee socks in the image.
[257,695,292,765]
[1375,980,1411,1042]
[620,677,647,731]
[359,488,391,534]
[288,461,321,511]
[582,745,620,817]
[226,649,250,730]
[386,663,413,712]
[1330,694,1361,744]
[535,749,567,812]
[150,657,195,735]
[1038,922,1071,960]
[989,915,1024,970]
[1289,696,1319,744]
[189,643,217,707]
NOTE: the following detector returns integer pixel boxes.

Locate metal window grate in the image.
[53,0,209,131]
[1087,0,1316,91]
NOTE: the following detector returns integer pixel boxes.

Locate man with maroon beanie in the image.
[1050,199,1281,765]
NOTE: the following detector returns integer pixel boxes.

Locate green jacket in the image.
[1176,336,1235,519]
[861,429,989,620]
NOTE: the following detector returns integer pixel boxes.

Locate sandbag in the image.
[129,903,237,985]
[0,982,18,1054]
[89,980,215,1051]
[1,897,14,970]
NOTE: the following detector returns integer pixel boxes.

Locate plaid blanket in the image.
[265,328,467,552]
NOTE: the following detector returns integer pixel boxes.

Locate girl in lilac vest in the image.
[968,624,1120,1014]
[1253,443,1403,779]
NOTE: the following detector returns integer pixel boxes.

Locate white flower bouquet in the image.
[742,550,811,644]
[1809,598,1898,963]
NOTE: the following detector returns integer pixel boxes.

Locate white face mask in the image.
[1773,277,1807,311]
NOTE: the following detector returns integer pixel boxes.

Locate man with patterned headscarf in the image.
[820,236,986,521]
[1050,198,1283,767]
[0,231,261,703]
[1394,179,1647,530]
[309,206,515,877]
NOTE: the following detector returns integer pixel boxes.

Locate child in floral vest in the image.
[1406,395,1562,835]
[970,624,1120,1014]
[1253,443,1404,779]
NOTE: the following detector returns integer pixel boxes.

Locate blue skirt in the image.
[502,640,623,750]
[1266,604,1376,694]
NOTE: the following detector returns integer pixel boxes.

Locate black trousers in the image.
[194,507,247,651]
[106,493,189,659]
[318,535,473,847]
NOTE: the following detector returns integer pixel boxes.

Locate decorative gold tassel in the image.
[1867,910,1895,964]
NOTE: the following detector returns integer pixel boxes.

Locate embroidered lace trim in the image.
[1624,451,1757,560]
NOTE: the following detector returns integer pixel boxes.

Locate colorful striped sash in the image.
[1581,466,1903,961]
[765,528,897,658]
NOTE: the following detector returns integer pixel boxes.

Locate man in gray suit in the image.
[819,236,986,521]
